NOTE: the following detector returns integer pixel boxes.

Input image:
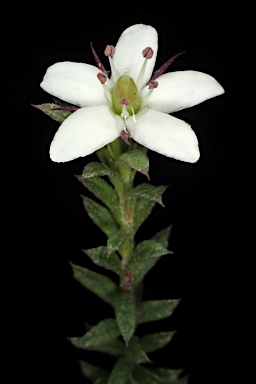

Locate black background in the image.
[7,8,237,384]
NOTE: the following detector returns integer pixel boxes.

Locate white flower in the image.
[40,24,224,163]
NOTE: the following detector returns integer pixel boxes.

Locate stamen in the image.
[104,44,118,82]
[142,47,154,59]
[148,80,158,89]
[120,104,130,120]
[136,46,154,92]
[104,45,115,57]
[97,73,112,103]
[97,73,107,84]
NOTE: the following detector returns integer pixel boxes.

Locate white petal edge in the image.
[50,106,124,162]
[40,62,108,107]
[126,109,200,163]
[112,24,158,88]
[141,70,225,114]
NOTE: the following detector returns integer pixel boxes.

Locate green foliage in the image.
[128,183,168,206]
[114,291,137,345]
[71,263,118,306]
[129,239,171,266]
[69,145,186,383]
[70,318,121,349]
[32,103,73,123]
[116,149,149,178]
[82,162,120,179]
[78,360,108,382]
[139,331,176,353]
[125,336,151,364]
[83,246,122,275]
[137,299,180,324]
[107,358,133,384]
[80,177,122,224]
[82,196,119,237]
[150,368,186,383]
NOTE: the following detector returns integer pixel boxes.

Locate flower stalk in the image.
[33,22,224,383]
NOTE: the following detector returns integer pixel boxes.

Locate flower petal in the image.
[50,106,124,162]
[112,24,158,87]
[40,62,108,107]
[126,109,199,163]
[142,70,225,113]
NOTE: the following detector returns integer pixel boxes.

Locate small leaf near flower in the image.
[32,103,73,123]
[116,149,149,178]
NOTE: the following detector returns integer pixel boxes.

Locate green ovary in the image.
[112,74,141,115]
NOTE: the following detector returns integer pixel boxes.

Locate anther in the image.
[148,80,158,89]
[104,45,115,57]
[142,47,154,59]
[97,73,107,84]
[97,73,112,103]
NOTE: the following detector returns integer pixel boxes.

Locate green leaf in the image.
[133,198,156,234]
[87,338,125,358]
[70,318,120,349]
[81,177,122,224]
[137,299,180,324]
[139,331,176,353]
[151,225,172,249]
[107,358,133,384]
[125,336,151,364]
[71,263,118,306]
[150,368,184,383]
[107,231,128,255]
[81,161,120,179]
[129,239,171,266]
[116,149,149,177]
[114,291,137,345]
[82,196,119,237]
[131,258,160,289]
[78,360,108,381]
[32,103,73,123]
[128,183,168,207]
[93,375,110,384]
[83,246,122,275]
[133,365,159,384]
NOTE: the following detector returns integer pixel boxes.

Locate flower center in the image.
[111,73,141,116]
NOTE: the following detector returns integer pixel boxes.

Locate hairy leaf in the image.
[139,331,176,353]
[107,358,133,384]
[114,291,137,345]
[128,183,168,207]
[81,177,121,224]
[125,336,151,364]
[82,196,119,237]
[32,103,73,123]
[71,263,118,306]
[78,360,108,381]
[129,239,171,266]
[70,318,120,349]
[83,246,122,275]
[116,149,149,177]
[137,299,180,324]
